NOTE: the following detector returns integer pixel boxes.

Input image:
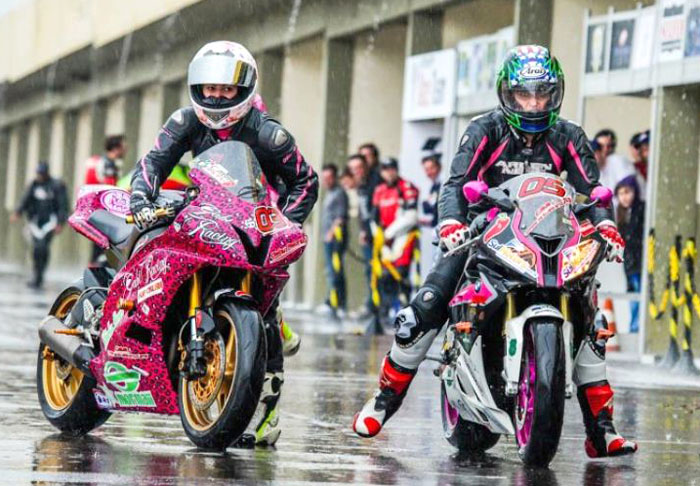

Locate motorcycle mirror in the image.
[486,188,516,212]
[590,186,612,208]
[463,180,489,204]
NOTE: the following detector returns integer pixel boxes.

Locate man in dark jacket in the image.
[129,41,319,446]
[11,162,68,289]
[354,45,636,459]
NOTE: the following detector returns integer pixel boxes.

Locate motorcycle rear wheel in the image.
[440,382,500,452]
[179,300,266,450]
[36,285,111,436]
[513,319,566,467]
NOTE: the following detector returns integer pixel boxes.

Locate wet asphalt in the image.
[1,272,700,485]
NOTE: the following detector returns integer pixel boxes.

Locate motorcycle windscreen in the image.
[189,142,268,203]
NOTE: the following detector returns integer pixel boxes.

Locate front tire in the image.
[179,301,266,450]
[36,285,111,436]
[440,382,500,452]
[513,319,566,467]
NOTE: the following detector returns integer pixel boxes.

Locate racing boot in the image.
[253,371,284,446]
[280,320,301,357]
[352,354,415,437]
[578,381,638,458]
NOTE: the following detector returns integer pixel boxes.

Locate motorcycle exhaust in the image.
[38,316,94,377]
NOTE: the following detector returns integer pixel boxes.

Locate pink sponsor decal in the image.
[100,190,131,217]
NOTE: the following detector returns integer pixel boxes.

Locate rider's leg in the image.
[251,302,285,446]
[573,307,638,457]
[353,250,468,437]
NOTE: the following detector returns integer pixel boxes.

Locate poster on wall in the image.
[585,23,608,73]
[685,1,700,56]
[402,48,456,121]
[610,18,636,70]
[632,7,656,68]
[456,26,514,97]
[659,0,686,62]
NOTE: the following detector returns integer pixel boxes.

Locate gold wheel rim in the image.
[42,293,85,411]
[181,310,238,432]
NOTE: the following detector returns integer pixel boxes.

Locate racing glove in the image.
[129,191,158,231]
[596,221,625,263]
[439,219,469,252]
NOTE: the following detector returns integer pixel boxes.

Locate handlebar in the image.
[125,207,175,225]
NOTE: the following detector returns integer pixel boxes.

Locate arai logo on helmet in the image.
[519,62,547,80]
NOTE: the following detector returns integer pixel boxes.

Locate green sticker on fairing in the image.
[103,361,156,408]
[508,339,517,357]
[101,309,124,349]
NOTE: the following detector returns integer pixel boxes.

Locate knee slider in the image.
[410,285,449,326]
[390,305,438,370]
[573,337,607,386]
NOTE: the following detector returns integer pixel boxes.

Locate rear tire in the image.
[440,383,500,452]
[179,300,266,450]
[36,285,111,436]
[513,319,566,467]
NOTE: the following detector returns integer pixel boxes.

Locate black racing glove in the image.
[129,191,158,231]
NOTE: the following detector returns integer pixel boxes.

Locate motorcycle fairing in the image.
[441,333,514,435]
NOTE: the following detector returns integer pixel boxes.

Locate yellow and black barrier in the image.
[652,233,700,375]
[328,226,345,313]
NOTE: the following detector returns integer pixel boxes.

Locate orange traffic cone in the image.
[602,298,620,352]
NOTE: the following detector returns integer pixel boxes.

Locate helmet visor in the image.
[499,80,563,116]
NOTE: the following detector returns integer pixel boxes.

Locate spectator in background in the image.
[321,164,349,319]
[339,167,359,220]
[594,129,634,191]
[86,134,126,265]
[419,154,442,228]
[615,175,645,334]
[11,162,68,289]
[85,135,125,186]
[629,130,650,200]
[371,158,419,331]
[359,142,382,179]
[348,153,376,319]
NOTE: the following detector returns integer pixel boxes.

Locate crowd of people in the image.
[319,144,443,333]
[591,128,649,333]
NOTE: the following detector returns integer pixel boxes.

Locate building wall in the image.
[442,0,515,49]
[347,22,408,159]
[49,112,65,177]
[137,83,165,160]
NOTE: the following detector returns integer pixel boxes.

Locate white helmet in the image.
[187,41,258,130]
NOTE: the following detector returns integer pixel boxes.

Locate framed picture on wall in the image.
[685,1,700,57]
[610,18,636,70]
[586,23,608,73]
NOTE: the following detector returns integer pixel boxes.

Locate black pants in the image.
[264,300,284,374]
[31,232,54,287]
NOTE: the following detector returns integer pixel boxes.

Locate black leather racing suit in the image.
[130,106,319,372]
[397,109,613,350]
[131,106,318,226]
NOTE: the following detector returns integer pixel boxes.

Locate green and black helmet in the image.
[496,45,564,133]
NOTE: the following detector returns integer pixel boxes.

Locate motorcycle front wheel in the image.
[36,285,111,436]
[179,300,266,450]
[513,318,566,467]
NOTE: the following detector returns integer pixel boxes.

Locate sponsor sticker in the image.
[108,345,149,361]
[103,361,156,408]
[483,214,511,243]
[100,190,131,217]
[101,309,124,349]
[268,237,306,264]
[137,278,163,302]
[254,206,290,235]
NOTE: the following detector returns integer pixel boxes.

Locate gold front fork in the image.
[189,271,202,317]
[241,271,252,294]
[560,293,570,321]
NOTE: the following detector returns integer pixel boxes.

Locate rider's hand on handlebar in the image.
[439,219,470,252]
[129,191,158,231]
[597,221,625,263]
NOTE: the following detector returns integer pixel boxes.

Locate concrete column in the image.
[105,95,126,136]
[162,79,184,121]
[137,83,164,159]
[648,85,700,356]
[406,9,443,56]
[38,112,52,162]
[90,100,107,156]
[25,118,41,183]
[48,111,65,178]
[515,0,554,46]
[257,49,284,117]
[0,129,10,257]
[8,121,30,263]
[56,109,83,267]
[124,89,142,169]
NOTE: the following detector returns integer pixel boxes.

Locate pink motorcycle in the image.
[37,142,307,449]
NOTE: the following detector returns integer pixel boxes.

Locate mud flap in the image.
[442,335,514,435]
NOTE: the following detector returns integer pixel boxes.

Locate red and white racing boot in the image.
[352,355,415,438]
[578,381,638,458]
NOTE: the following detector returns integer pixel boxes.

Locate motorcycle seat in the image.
[88,209,135,247]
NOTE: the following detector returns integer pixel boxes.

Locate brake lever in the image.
[443,234,481,258]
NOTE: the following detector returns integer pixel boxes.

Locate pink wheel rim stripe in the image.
[444,394,459,429]
[515,334,536,447]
